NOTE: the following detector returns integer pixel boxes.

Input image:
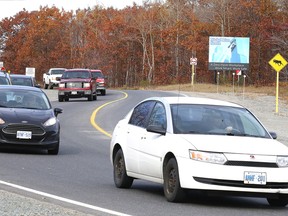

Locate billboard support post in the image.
[232,72,235,94]
[217,72,220,93]
[243,75,246,100]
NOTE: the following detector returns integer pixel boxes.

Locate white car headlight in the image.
[189,150,227,165]
[44,117,57,127]
[277,156,288,167]
[83,82,90,88]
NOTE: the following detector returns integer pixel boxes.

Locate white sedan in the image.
[110,97,288,206]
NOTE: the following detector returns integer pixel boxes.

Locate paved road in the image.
[0,89,287,216]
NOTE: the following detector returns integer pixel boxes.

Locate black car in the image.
[10,74,41,88]
[0,85,62,154]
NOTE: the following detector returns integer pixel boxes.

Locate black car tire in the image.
[267,196,288,207]
[49,83,53,89]
[48,143,59,155]
[88,93,93,101]
[44,83,48,89]
[163,158,186,202]
[113,149,133,188]
[58,96,64,102]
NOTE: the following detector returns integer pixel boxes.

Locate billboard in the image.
[208,36,250,71]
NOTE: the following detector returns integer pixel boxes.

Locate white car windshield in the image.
[171,104,270,138]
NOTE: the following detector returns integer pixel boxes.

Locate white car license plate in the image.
[72,91,77,95]
[16,131,32,139]
[244,171,267,185]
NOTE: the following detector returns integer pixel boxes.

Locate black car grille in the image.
[225,161,278,168]
[3,123,45,136]
[194,177,288,189]
[66,82,83,88]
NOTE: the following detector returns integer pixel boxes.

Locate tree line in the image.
[0,0,287,87]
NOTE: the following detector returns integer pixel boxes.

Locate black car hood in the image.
[0,108,54,124]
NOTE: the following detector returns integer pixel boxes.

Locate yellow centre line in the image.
[90,91,128,138]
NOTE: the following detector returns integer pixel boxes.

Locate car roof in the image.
[144,96,244,108]
[65,68,91,72]
[0,84,43,92]
[91,69,102,72]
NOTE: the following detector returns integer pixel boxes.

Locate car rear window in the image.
[62,71,90,79]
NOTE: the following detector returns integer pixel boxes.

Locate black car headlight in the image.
[44,117,57,127]
[0,118,5,124]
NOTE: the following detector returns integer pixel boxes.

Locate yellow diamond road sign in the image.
[269,53,287,72]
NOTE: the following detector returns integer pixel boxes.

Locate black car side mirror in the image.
[54,108,63,117]
[147,125,166,136]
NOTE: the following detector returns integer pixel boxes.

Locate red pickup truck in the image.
[57,69,97,102]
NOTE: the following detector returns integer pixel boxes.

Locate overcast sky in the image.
[0,0,144,20]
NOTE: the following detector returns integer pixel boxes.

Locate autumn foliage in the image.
[0,0,287,87]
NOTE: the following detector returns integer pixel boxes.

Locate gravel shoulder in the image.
[0,90,287,215]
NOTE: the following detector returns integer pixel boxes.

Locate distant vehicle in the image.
[58,68,97,102]
[0,71,12,85]
[110,96,288,206]
[10,74,41,88]
[0,85,62,155]
[43,68,66,89]
[91,69,106,96]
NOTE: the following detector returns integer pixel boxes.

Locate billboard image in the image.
[208,36,250,71]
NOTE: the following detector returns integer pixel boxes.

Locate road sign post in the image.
[268,53,287,113]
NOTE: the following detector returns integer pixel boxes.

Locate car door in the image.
[137,102,167,179]
[125,100,156,175]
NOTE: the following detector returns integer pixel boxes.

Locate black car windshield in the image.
[171,104,270,138]
[11,77,33,86]
[0,89,51,110]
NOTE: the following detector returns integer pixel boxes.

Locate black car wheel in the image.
[93,93,97,100]
[44,82,48,89]
[267,196,288,207]
[88,93,93,101]
[48,142,59,155]
[113,149,133,188]
[58,96,64,102]
[163,158,186,202]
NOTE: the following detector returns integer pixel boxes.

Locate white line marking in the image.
[0,180,131,216]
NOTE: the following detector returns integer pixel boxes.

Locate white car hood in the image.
[180,134,288,155]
